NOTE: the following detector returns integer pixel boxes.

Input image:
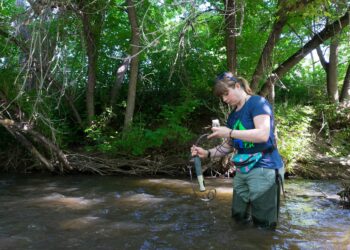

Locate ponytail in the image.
[214,72,253,96]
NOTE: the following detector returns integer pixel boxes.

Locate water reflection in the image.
[0,175,349,249]
[60,216,100,230]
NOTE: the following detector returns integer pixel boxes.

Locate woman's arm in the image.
[191,141,233,159]
[208,141,233,158]
[208,114,270,143]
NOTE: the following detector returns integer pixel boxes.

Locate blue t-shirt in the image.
[227,95,283,169]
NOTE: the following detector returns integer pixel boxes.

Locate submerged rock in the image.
[338,180,350,208]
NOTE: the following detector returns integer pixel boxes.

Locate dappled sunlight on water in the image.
[116,192,167,206]
[0,175,349,249]
[60,216,101,230]
[35,193,104,210]
[141,177,234,201]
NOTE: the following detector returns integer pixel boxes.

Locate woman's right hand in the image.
[191,145,208,159]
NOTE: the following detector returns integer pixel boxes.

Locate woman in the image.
[191,72,284,229]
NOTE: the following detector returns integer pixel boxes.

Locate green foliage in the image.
[275,104,314,172]
[312,103,350,156]
[1,0,350,174]
[276,101,350,174]
[85,97,200,155]
[85,107,115,145]
[276,62,326,104]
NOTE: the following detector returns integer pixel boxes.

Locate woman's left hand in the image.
[207,126,232,139]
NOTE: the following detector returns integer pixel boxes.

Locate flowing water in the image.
[0,174,349,250]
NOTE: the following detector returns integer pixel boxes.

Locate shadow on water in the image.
[0,174,349,250]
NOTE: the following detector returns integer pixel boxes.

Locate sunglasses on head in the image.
[217,72,238,82]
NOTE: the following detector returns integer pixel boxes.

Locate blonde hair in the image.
[213,72,253,97]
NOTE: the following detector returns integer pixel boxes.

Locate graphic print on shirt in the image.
[232,119,254,149]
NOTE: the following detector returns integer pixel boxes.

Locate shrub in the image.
[85,98,200,156]
[275,104,314,172]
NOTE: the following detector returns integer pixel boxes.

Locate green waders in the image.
[232,167,284,229]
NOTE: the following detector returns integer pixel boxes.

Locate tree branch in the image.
[259,8,350,96]
[316,46,328,71]
[250,0,315,91]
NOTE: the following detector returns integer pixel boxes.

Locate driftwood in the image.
[0,123,191,175]
[0,115,192,175]
[66,153,188,176]
[26,129,72,171]
[0,119,190,175]
[0,118,70,172]
[313,155,350,167]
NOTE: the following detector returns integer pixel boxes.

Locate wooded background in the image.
[0,0,349,176]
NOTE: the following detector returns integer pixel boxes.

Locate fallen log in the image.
[0,118,70,172]
[0,119,54,171]
[294,155,350,180]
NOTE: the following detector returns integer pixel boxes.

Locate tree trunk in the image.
[258,8,350,97]
[327,37,339,102]
[224,0,237,74]
[124,0,140,129]
[315,39,339,103]
[267,78,275,105]
[65,93,83,127]
[250,1,288,91]
[81,12,98,123]
[340,61,350,102]
[316,46,328,71]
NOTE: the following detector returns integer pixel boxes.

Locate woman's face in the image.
[221,85,242,106]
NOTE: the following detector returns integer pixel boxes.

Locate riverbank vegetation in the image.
[0,1,349,185]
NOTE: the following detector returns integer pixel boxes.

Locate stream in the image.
[0,174,349,249]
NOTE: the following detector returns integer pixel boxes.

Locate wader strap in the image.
[275,169,285,219]
[275,169,285,198]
